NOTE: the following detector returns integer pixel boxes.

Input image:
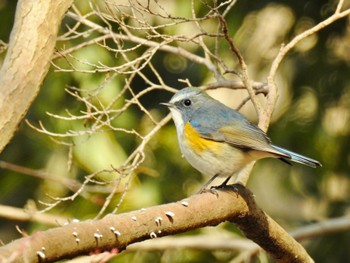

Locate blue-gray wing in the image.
[190,102,285,156]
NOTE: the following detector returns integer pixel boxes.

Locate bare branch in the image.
[0,205,68,227]
[0,185,314,263]
[265,2,350,131]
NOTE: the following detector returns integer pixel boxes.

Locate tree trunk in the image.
[0,0,73,153]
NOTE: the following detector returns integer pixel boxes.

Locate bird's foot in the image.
[197,186,219,196]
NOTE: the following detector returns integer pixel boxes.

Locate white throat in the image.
[169,108,185,136]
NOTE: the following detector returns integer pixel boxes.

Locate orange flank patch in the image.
[184,122,222,154]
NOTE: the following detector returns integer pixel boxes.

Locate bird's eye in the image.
[183,99,192,107]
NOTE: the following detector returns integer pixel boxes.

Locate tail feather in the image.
[272,145,322,168]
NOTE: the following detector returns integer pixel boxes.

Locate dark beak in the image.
[160,102,174,108]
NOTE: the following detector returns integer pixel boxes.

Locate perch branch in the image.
[0,185,313,263]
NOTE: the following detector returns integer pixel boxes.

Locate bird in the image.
[162,87,321,190]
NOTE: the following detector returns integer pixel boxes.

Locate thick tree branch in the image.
[0,185,313,263]
[0,0,73,153]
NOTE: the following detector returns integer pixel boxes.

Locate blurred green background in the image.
[0,0,349,262]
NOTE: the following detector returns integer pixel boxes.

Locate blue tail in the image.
[272,145,321,168]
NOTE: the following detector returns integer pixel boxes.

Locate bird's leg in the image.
[217,175,243,195]
[197,173,220,194]
[216,176,231,188]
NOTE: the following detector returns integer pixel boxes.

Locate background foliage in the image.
[0,0,349,262]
